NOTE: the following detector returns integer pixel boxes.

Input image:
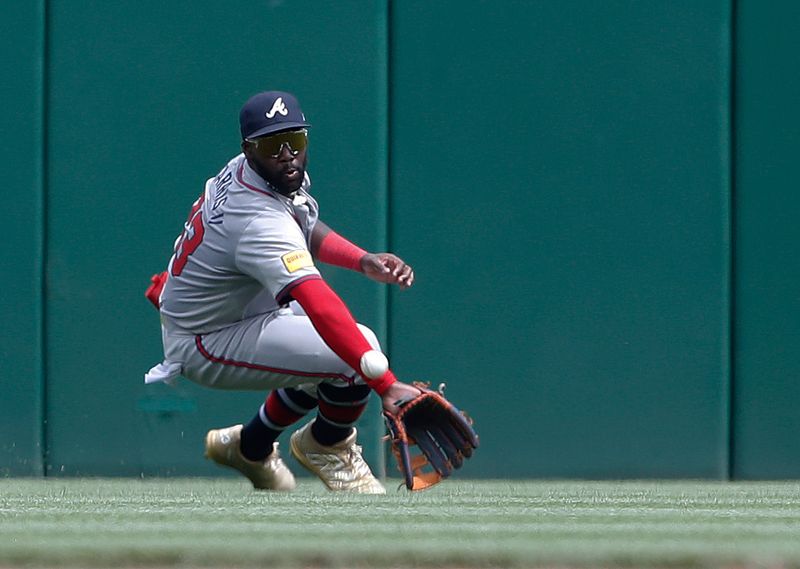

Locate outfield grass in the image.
[1,478,800,568]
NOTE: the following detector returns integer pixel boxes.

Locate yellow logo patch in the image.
[281,249,313,273]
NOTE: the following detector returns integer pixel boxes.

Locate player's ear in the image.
[242,139,258,162]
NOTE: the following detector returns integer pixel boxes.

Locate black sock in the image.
[240,387,317,461]
[311,383,370,446]
[240,419,276,461]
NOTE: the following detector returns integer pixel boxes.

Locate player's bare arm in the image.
[309,219,333,255]
[311,221,415,289]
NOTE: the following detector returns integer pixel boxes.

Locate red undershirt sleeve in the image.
[316,230,367,272]
[289,278,397,394]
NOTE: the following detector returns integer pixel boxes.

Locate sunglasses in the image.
[246,129,308,159]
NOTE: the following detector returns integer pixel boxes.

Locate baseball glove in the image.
[384,382,479,491]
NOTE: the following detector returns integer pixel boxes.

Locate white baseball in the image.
[359,350,389,379]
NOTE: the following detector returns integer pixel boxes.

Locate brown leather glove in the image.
[384,383,478,490]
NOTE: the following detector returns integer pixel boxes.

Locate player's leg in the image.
[227,309,386,493]
[169,309,384,492]
[312,382,371,445]
[239,386,318,461]
[178,308,362,390]
[308,321,380,448]
[275,320,385,493]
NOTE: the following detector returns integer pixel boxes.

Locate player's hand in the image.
[360,253,415,289]
[380,381,423,415]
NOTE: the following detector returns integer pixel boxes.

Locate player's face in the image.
[243,129,308,195]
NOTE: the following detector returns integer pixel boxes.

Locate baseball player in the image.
[145,91,423,493]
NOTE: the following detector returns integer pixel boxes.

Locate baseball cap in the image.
[239,91,311,140]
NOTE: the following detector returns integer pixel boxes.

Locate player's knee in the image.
[356,324,381,351]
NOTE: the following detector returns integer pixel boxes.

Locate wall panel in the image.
[4,0,799,480]
[44,0,388,475]
[0,0,45,475]
[732,0,800,478]
[389,0,732,478]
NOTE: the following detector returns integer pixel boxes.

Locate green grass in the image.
[2,478,800,568]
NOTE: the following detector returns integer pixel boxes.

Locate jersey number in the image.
[171,193,206,276]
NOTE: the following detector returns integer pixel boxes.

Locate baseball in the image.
[359,350,389,379]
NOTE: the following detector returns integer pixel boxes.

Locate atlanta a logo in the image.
[266,97,289,119]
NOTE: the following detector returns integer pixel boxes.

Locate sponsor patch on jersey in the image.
[281,249,314,273]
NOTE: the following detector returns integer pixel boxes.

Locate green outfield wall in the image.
[1,0,797,480]
[40,0,389,477]
[389,0,732,479]
[731,1,800,478]
[0,0,45,476]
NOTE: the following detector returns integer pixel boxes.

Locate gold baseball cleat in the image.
[290,421,386,494]
[204,424,296,491]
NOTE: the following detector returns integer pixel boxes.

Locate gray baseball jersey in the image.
[159,153,321,334]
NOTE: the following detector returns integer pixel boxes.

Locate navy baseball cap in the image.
[239,91,310,140]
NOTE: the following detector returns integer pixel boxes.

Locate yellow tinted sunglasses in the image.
[246,129,308,159]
